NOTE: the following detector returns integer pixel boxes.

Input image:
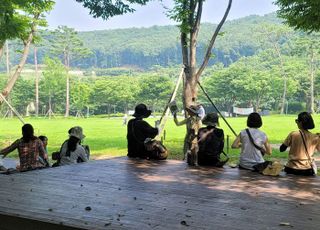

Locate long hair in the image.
[22,124,36,143]
[66,136,80,157]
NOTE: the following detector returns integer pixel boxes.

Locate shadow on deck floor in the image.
[0,157,319,230]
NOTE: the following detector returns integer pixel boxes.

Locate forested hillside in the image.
[1,13,282,70]
[1,12,320,116]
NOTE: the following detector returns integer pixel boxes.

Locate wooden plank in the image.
[0,157,319,229]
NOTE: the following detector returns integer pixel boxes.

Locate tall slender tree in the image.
[49,26,91,117]
[254,24,292,114]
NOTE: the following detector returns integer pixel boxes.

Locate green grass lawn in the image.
[0,115,320,162]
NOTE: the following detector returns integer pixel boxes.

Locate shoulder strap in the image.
[245,128,263,151]
[299,130,313,166]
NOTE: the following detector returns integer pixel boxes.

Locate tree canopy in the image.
[75,0,151,20]
[0,0,54,46]
[275,0,320,32]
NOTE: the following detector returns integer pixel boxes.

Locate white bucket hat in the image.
[69,126,85,140]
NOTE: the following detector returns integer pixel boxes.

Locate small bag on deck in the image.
[253,161,283,176]
[144,138,168,160]
[51,151,61,161]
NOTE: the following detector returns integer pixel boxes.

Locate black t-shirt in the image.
[127,118,158,158]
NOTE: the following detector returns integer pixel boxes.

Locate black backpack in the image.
[197,127,224,165]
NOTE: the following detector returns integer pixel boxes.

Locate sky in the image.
[46,0,278,31]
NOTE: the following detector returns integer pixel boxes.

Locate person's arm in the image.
[231,134,241,148]
[173,114,188,126]
[140,120,158,138]
[38,139,47,160]
[264,138,272,155]
[280,132,292,152]
[77,146,88,163]
[0,139,19,157]
[38,139,50,166]
[279,144,288,152]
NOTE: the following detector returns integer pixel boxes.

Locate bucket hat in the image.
[202,113,219,126]
[185,105,200,116]
[69,126,85,140]
[133,104,152,118]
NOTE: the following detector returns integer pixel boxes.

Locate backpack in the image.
[197,127,224,165]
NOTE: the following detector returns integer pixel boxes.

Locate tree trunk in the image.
[64,52,70,117]
[6,42,10,76]
[5,42,13,117]
[65,74,70,117]
[48,94,52,119]
[0,22,36,103]
[34,47,39,116]
[0,45,3,60]
[273,44,287,114]
[309,46,315,113]
[179,0,232,164]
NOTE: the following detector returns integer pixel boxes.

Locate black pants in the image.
[284,166,314,176]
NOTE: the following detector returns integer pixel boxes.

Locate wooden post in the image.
[227,135,230,154]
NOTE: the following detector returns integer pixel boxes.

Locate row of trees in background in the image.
[1,42,319,117]
[0,57,174,116]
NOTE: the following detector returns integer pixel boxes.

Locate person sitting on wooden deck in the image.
[57,126,89,166]
[280,112,319,176]
[197,113,227,167]
[0,124,48,172]
[38,135,50,167]
[231,112,272,171]
[127,103,165,160]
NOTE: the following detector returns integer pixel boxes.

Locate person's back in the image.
[127,104,158,159]
[59,140,88,165]
[284,130,319,169]
[198,126,224,166]
[59,126,88,166]
[238,128,267,169]
[127,118,158,158]
[0,124,46,171]
[280,112,320,176]
[232,112,272,170]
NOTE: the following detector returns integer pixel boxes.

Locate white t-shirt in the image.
[239,128,267,170]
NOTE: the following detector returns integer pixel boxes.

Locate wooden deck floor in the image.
[0,157,319,230]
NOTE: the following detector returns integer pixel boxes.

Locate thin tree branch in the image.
[193,0,203,38]
[0,13,40,103]
[181,0,189,69]
[196,0,232,81]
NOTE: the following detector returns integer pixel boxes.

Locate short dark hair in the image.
[247,112,262,128]
[39,135,48,142]
[297,112,315,130]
